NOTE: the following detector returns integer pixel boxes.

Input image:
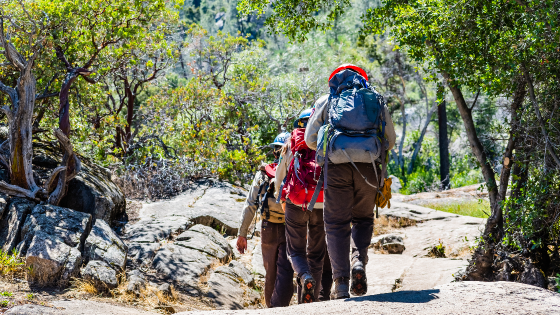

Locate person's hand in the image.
[236,236,248,254]
[282,202,286,212]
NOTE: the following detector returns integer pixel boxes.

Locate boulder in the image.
[84,220,127,270]
[59,162,125,225]
[18,204,92,255]
[371,234,406,254]
[82,260,118,291]
[26,230,82,286]
[32,142,126,227]
[126,269,147,295]
[0,198,36,253]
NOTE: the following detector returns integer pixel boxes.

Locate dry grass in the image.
[374,215,417,236]
[70,278,99,295]
[447,244,475,259]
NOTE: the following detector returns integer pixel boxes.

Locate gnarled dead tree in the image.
[0,14,78,203]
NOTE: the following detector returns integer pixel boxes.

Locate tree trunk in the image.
[9,67,38,192]
[124,87,135,149]
[408,101,437,174]
[398,99,406,179]
[438,100,450,189]
[441,71,498,281]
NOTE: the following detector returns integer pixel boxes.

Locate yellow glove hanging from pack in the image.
[376,177,392,209]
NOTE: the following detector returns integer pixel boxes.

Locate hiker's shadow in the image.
[347,289,439,304]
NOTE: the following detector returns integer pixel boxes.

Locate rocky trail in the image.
[2,179,559,314]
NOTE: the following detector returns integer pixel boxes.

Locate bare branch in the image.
[0,105,13,122]
[0,180,39,199]
[0,80,17,108]
[0,17,26,70]
[469,89,481,111]
[44,166,66,193]
[521,65,560,168]
[36,92,59,100]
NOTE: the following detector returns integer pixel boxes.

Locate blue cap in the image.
[270,131,290,147]
[293,108,313,128]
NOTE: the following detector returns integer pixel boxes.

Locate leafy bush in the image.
[0,249,24,277]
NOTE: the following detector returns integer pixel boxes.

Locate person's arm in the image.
[383,105,397,151]
[274,147,292,199]
[238,171,264,239]
[305,94,330,150]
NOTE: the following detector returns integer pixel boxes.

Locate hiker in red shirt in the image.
[275,109,326,303]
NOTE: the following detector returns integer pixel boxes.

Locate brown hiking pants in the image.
[285,203,326,303]
[324,162,378,280]
[261,220,294,307]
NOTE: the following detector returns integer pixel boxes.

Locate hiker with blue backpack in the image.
[236,132,294,308]
[305,64,396,299]
[275,109,327,303]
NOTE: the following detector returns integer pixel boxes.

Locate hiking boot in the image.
[331,277,350,300]
[300,272,316,303]
[351,261,367,296]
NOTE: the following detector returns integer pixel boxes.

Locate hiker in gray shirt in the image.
[236,132,293,307]
[305,64,396,299]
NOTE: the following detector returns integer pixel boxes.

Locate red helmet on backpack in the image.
[328,64,368,82]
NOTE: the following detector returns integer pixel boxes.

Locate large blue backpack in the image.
[317,69,388,165]
[308,69,389,211]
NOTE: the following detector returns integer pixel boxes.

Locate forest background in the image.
[0,0,559,284]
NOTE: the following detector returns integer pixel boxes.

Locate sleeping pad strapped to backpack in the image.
[281,128,324,210]
[307,68,391,213]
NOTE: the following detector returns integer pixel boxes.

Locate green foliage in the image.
[237,0,351,42]
[0,292,12,297]
[427,240,446,258]
[0,300,8,307]
[502,169,560,251]
[423,200,490,219]
[0,249,23,276]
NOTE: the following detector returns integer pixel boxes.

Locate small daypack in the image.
[256,163,277,220]
[281,128,324,209]
[308,69,390,212]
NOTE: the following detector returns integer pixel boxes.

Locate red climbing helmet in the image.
[328,64,368,82]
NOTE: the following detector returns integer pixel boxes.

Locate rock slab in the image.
[207,261,257,309]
